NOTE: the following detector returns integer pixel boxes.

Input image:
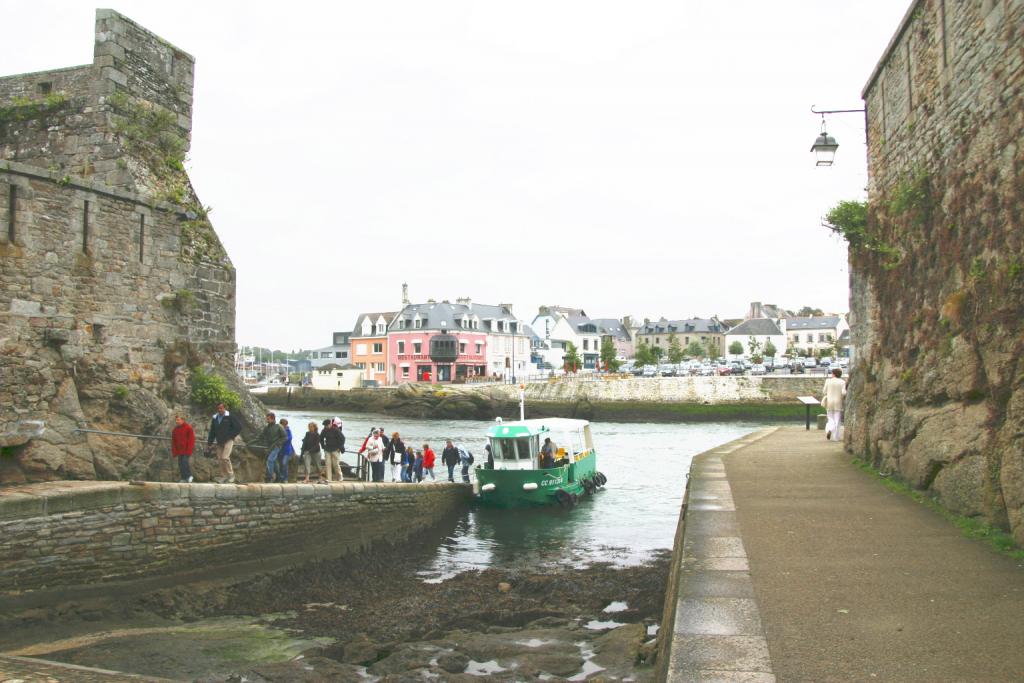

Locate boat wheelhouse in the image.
[475,417,606,508]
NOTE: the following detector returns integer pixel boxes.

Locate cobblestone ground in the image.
[0,655,181,682]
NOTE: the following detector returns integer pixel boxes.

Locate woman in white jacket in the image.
[821,368,847,441]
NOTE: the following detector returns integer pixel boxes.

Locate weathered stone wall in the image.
[0,11,255,484]
[850,0,1024,540]
[0,480,471,592]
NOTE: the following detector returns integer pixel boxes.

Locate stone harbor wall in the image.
[0,480,471,592]
[0,11,260,484]
[849,1,1024,540]
[264,375,827,422]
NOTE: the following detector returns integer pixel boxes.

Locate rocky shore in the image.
[264,382,810,423]
[0,531,669,682]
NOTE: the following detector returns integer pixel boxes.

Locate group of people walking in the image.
[169,407,476,485]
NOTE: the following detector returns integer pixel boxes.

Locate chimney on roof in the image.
[643,318,650,325]
[427,298,436,304]
[750,301,763,319]
[402,282,410,306]
[622,315,632,329]
[456,297,471,305]
[500,303,512,314]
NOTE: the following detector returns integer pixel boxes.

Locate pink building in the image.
[388,328,488,383]
[389,301,504,383]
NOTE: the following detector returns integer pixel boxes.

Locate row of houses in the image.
[305,293,849,388]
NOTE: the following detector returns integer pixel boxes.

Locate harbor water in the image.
[275,410,768,579]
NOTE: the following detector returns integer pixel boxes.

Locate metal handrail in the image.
[71,427,273,450]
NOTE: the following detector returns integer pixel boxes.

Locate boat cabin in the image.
[486,418,595,471]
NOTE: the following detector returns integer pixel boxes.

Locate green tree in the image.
[704,341,719,359]
[650,345,664,361]
[563,342,582,373]
[600,337,621,372]
[797,306,825,317]
[667,334,684,363]
[728,341,744,356]
[764,340,778,357]
[684,341,705,358]
[634,341,655,366]
[747,336,762,357]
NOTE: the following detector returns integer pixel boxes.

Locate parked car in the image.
[750,363,767,375]
[790,361,806,374]
[700,364,715,376]
[658,363,676,377]
[802,357,817,369]
[716,364,732,376]
[631,364,645,376]
[642,365,658,377]
[729,361,745,375]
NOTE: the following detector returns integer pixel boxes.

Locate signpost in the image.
[797,396,820,430]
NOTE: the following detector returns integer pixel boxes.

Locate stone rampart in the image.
[851,1,1024,540]
[0,480,471,593]
[0,11,257,485]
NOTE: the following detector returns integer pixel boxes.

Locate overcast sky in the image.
[5,1,911,351]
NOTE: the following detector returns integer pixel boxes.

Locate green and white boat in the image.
[475,417,607,508]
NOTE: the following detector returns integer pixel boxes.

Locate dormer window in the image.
[398,319,406,330]
[414,319,422,329]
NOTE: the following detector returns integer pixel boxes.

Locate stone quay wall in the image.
[513,375,825,403]
[0,480,471,593]
[0,10,258,485]
[266,376,827,423]
[850,1,1024,540]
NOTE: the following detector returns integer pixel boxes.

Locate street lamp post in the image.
[810,105,866,167]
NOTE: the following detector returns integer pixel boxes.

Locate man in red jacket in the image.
[171,415,195,483]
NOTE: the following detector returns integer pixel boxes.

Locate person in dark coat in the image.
[401,444,414,482]
[300,422,321,483]
[441,440,460,482]
[206,403,242,483]
[320,417,346,482]
[385,431,405,482]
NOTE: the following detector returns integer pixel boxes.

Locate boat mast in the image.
[519,383,525,421]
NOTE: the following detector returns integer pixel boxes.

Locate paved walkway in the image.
[666,427,1024,682]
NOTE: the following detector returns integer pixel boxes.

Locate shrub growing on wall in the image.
[190,367,241,411]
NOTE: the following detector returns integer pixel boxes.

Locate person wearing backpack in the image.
[458,445,475,483]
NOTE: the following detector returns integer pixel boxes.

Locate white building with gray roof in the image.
[724,318,787,360]
[783,315,849,356]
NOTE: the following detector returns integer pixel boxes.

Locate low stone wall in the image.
[0,480,471,593]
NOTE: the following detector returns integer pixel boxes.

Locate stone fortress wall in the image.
[0,480,471,593]
[848,1,1024,540]
[0,10,260,485]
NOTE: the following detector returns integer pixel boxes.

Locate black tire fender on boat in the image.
[596,472,607,486]
[583,479,595,494]
[555,488,572,507]
[570,492,579,506]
